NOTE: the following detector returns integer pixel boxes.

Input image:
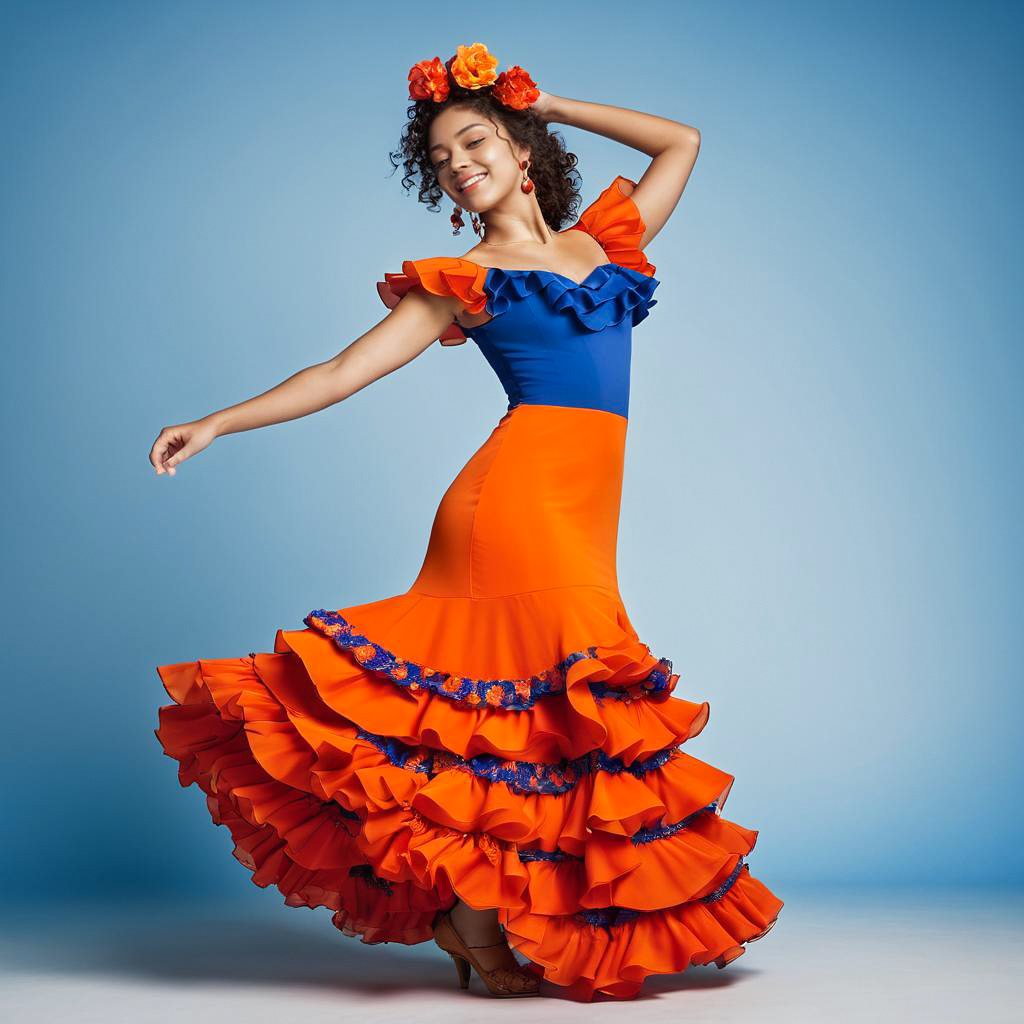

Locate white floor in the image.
[1,887,1021,1023]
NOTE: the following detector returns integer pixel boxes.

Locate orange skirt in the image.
[155,403,783,1000]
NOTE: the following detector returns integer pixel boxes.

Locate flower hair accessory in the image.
[408,42,539,111]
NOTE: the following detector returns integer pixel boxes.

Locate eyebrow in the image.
[429,123,489,154]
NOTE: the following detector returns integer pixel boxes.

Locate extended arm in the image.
[149,288,461,475]
[536,91,700,249]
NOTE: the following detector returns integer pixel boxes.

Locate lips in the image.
[457,172,487,192]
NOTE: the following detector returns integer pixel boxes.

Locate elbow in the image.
[665,125,700,155]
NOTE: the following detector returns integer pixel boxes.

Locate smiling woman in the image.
[152,40,780,1004]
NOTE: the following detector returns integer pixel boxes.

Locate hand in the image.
[149,417,218,476]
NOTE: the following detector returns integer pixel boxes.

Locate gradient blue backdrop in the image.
[1,0,1020,908]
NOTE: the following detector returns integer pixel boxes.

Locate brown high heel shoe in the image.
[432,911,541,997]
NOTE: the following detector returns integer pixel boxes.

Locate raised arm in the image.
[148,288,462,475]
[534,91,700,250]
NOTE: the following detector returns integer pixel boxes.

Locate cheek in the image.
[479,143,510,172]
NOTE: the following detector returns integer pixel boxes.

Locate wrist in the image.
[538,91,567,125]
[206,410,232,437]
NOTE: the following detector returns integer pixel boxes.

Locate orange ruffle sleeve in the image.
[376,257,488,346]
[568,175,657,278]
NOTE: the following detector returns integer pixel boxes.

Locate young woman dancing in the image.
[150,42,783,1001]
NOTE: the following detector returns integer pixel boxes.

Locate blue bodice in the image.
[376,175,662,418]
[463,263,660,419]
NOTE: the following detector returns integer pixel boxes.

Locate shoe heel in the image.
[450,952,471,989]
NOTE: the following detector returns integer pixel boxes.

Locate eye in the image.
[435,138,486,172]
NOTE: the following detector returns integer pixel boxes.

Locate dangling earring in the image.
[470,212,483,237]
[451,203,465,235]
[520,158,534,195]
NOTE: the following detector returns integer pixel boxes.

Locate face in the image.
[427,104,528,211]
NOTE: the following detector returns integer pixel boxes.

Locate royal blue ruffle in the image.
[483,263,660,332]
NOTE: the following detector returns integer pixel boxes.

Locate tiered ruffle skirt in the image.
[155,403,783,1000]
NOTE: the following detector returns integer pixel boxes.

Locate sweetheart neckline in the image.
[475,261,619,290]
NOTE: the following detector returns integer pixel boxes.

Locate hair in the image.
[388,84,583,232]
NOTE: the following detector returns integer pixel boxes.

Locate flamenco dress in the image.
[154,174,784,1001]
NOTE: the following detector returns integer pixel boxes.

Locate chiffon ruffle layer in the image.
[155,587,782,1001]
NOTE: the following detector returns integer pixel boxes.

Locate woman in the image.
[150,42,783,1001]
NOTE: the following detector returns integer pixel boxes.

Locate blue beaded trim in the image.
[305,609,674,711]
[353,726,679,796]
[517,800,720,863]
[573,856,747,928]
[631,800,719,845]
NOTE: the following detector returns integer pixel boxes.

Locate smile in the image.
[458,173,487,192]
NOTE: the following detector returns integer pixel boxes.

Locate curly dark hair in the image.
[388,85,583,232]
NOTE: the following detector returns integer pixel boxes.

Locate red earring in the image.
[520,159,534,194]
[451,203,465,235]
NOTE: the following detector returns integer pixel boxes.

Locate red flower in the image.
[493,66,539,110]
[408,57,450,103]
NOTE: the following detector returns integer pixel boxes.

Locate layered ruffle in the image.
[485,263,659,331]
[567,174,657,278]
[155,596,783,1000]
[376,257,488,346]
[286,589,708,764]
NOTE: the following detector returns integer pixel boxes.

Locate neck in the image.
[480,195,551,247]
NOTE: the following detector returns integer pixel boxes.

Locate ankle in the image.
[449,899,505,946]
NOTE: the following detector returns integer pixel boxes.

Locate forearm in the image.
[544,93,697,156]
[207,359,343,437]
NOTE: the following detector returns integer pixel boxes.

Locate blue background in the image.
[1,0,1020,908]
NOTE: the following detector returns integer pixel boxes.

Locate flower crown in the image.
[407,42,539,111]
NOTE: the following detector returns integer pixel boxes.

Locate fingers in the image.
[163,443,192,476]
[150,427,187,476]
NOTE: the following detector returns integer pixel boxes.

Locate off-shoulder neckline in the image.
[455,226,614,289]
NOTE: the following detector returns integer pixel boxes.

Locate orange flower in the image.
[447,42,498,90]
[485,684,504,706]
[408,57,450,103]
[353,644,376,663]
[493,66,539,110]
[391,661,408,680]
[514,680,531,698]
[441,677,462,694]
[465,691,482,706]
